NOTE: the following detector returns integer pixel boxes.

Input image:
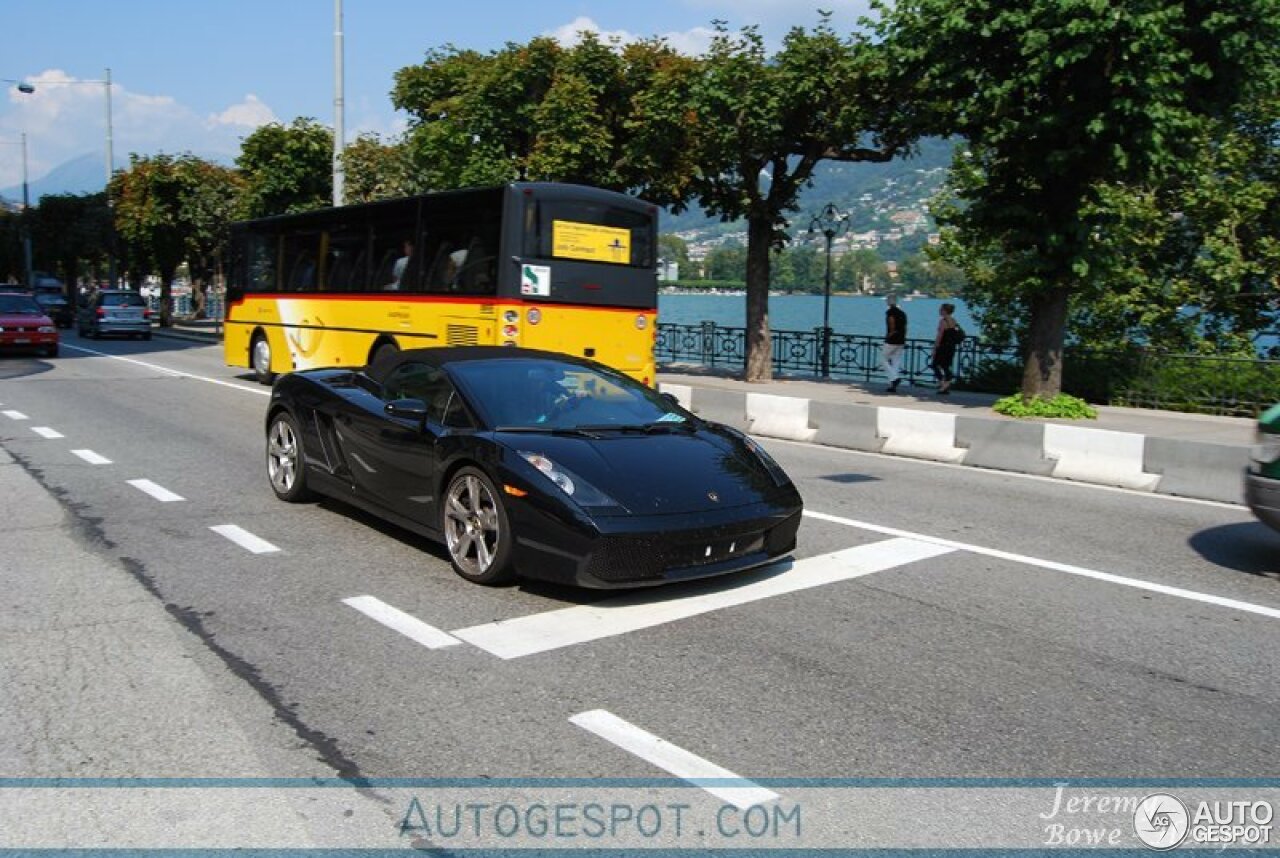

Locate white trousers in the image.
[882,343,905,383]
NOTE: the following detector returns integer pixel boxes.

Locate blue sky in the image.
[1,0,873,190]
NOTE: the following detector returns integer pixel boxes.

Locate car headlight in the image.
[1253,431,1280,464]
[38,326,56,333]
[519,452,617,507]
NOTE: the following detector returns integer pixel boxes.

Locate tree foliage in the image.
[237,118,333,218]
[342,133,418,203]
[880,0,1280,396]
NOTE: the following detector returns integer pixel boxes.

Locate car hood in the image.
[495,425,792,514]
[0,312,53,326]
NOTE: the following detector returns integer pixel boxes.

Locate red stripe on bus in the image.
[226,293,656,313]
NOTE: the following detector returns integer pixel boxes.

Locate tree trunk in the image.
[1020,285,1071,399]
[743,215,774,382]
[159,265,176,328]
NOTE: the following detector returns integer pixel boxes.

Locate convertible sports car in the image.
[265,347,803,588]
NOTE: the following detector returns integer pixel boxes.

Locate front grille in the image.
[446,324,479,346]
[585,514,797,583]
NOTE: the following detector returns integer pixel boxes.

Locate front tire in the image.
[442,467,515,585]
[251,332,275,385]
[266,411,313,502]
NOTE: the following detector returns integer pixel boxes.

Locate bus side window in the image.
[247,233,278,292]
[324,227,368,292]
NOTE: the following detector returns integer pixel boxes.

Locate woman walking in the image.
[931,303,961,394]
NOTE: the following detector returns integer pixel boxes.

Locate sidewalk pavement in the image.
[152,322,1259,505]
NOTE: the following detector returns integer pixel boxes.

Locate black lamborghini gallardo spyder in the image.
[265,347,802,588]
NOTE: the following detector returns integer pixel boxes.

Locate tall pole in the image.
[332,0,345,207]
[105,67,117,288]
[822,230,833,378]
[21,132,33,289]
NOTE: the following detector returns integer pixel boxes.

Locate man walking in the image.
[883,293,907,392]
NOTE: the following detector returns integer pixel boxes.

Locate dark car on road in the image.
[78,289,153,340]
[265,347,803,588]
[0,291,59,356]
[1246,403,1280,532]
[33,287,73,329]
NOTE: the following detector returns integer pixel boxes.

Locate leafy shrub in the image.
[993,393,1098,420]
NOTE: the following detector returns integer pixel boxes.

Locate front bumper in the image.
[93,320,151,335]
[1245,469,1280,532]
[0,331,58,352]
[511,496,803,589]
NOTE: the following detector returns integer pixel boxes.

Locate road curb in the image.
[659,381,1249,504]
[151,327,222,345]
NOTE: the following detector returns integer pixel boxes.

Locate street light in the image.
[18,69,117,287]
[808,202,849,378]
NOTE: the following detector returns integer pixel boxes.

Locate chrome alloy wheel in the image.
[444,473,501,577]
[267,418,299,495]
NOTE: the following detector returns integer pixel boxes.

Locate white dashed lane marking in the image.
[3,410,29,421]
[127,479,186,503]
[31,427,64,439]
[343,596,462,650]
[70,449,112,465]
[210,524,280,554]
[450,538,954,659]
[570,709,780,810]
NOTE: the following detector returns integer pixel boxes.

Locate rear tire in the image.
[442,467,515,585]
[142,332,152,341]
[251,332,275,385]
[370,340,399,368]
[266,411,313,502]
[45,345,58,358]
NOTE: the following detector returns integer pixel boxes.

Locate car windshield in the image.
[449,358,689,431]
[0,294,44,315]
[102,292,147,307]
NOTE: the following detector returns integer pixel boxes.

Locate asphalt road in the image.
[2,335,1279,847]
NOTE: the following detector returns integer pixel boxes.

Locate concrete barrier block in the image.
[1043,424,1160,490]
[956,417,1054,475]
[812,401,883,452]
[746,393,817,442]
[688,387,748,431]
[1145,437,1250,504]
[658,383,693,411]
[877,407,965,463]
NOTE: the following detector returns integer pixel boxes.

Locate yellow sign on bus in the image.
[552,220,631,264]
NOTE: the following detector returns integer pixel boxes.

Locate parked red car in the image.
[0,291,59,357]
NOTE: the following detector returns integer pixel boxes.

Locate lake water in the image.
[657,293,978,339]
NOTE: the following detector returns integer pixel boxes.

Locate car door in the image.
[340,361,454,527]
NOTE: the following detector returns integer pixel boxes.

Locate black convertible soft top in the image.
[364,346,595,386]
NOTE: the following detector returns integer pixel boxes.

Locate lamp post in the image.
[333,0,345,207]
[808,202,849,378]
[16,70,117,287]
[2,79,35,287]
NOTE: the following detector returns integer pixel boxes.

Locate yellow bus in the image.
[224,183,659,385]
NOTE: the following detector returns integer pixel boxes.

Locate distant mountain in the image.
[662,137,958,241]
[1,150,232,203]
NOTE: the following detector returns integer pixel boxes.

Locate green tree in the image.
[836,248,890,292]
[704,242,747,281]
[110,155,189,325]
[33,193,111,293]
[658,233,691,280]
[881,0,1280,398]
[177,159,243,318]
[237,118,333,218]
[684,17,916,380]
[392,35,697,199]
[342,133,417,203]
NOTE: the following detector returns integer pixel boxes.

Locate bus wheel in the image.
[251,332,276,385]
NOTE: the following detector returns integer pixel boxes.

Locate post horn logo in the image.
[1133,793,1190,851]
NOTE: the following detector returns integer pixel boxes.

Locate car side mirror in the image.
[385,398,429,423]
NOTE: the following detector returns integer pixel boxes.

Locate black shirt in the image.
[885,306,907,345]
